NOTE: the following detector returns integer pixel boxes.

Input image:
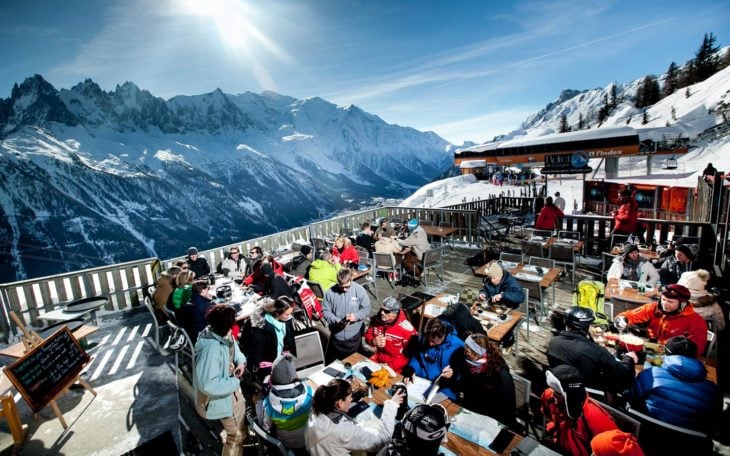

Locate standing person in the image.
[377,403,450,456]
[701,162,717,183]
[606,243,660,286]
[221,246,245,279]
[186,247,211,278]
[258,354,314,454]
[541,365,618,456]
[611,189,638,237]
[322,268,371,362]
[305,379,405,455]
[364,296,417,372]
[614,284,708,353]
[402,318,464,400]
[547,307,636,394]
[553,192,566,211]
[457,334,516,429]
[535,196,564,231]
[194,305,248,456]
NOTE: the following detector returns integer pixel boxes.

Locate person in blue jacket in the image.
[478,261,525,309]
[194,304,248,455]
[402,318,464,400]
[630,336,721,433]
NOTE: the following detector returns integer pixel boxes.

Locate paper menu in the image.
[423,303,445,317]
[406,375,447,404]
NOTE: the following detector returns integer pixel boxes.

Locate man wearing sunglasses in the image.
[322,269,370,363]
[221,247,245,279]
[364,297,417,372]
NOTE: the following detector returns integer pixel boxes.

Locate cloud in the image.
[423,108,536,145]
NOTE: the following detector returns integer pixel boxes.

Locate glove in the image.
[613,316,628,331]
[401,365,415,381]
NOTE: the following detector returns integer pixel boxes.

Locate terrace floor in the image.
[1,239,729,454]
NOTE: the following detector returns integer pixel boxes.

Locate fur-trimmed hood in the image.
[248,298,275,328]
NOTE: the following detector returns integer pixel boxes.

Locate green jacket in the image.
[307,259,341,291]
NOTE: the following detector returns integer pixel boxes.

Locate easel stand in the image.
[7,312,97,430]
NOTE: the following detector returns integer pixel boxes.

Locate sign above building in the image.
[541,152,592,175]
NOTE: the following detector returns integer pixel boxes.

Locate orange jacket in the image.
[617,302,707,354]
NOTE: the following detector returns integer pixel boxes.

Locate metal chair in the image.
[610,233,630,248]
[626,405,713,455]
[610,296,643,317]
[516,278,548,325]
[143,296,167,354]
[438,222,456,249]
[500,252,523,264]
[355,257,378,300]
[165,320,195,383]
[549,242,576,282]
[557,230,581,240]
[306,280,325,301]
[521,241,544,259]
[246,414,295,456]
[528,257,555,269]
[705,330,718,361]
[531,229,553,239]
[477,216,510,244]
[373,252,400,289]
[511,373,536,436]
[421,248,444,287]
[596,401,640,437]
[310,238,328,258]
[516,288,531,344]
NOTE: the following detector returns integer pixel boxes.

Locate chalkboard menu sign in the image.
[5,327,90,413]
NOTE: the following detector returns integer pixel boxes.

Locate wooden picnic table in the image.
[475,263,561,290]
[544,237,584,252]
[604,278,658,305]
[0,324,99,359]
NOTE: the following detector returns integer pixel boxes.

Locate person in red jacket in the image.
[611,188,639,236]
[331,236,360,266]
[614,283,708,354]
[364,296,417,372]
[244,256,284,294]
[535,196,564,231]
[541,365,618,456]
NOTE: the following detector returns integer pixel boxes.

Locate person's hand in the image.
[233,363,245,378]
[493,294,503,303]
[390,388,406,405]
[614,316,628,331]
[401,365,415,384]
[441,365,453,379]
[346,313,357,322]
[374,334,386,348]
[624,351,639,364]
[478,293,487,301]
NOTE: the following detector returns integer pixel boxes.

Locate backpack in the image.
[573,280,608,325]
[290,276,323,321]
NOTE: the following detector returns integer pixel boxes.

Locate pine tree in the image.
[671,106,677,120]
[693,32,720,82]
[642,110,649,125]
[578,113,585,130]
[610,85,618,109]
[559,114,569,133]
[635,75,660,108]
[663,62,679,97]
[720,48,730,70]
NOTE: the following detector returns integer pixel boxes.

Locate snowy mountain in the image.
[0,75,453,282]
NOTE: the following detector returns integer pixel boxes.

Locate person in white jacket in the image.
[305,378,405,455]
[607,243,659,286]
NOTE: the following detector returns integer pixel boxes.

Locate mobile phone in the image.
[323,367,346,378]
[347,401,370,418]
[488,427,514,453]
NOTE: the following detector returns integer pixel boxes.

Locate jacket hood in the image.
[307,413,337,443]
[309,259,333,271]
[248,299,274,328]
[663,355,707,382]
[196,327,233,349]
[690,293,717,308]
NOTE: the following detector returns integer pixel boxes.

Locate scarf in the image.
[265,313,286,355]
[622,257,641,281]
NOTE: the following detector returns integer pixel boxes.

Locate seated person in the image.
[374,218,397,240]
[402,318,464,401]
[307,252,341,292]
[245,246,264,276]
[258,354,313,453]
[590,430,645,456]
[152,266,181,321]
[239,297,296,384]
[614,284,708,354]
[377,403,450,456]
[262,263,296,300]
[305,379,405,455]
[186,246,210,278]
[630,336,721,433]
[290,245,313,277]
[457,334,516,430]
[535,196,564,231]
[364,296,417,372]
[244,256,284,294]
[399,219,430,260]
[221,246,245,279]
[331,236,359,266]
[678,269,725,331]
[440,300,485,340]
[188,280,214,342]
[167,269,196,312]
[547,307,636,394]
[606,243,659,286]
[541,365,618,456]
[374,236,402,255]
[478,261,525,309]
[659,243,699,285]
[355,222,376,254]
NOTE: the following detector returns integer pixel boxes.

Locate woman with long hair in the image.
[331,236,359,266]
[305,379,405,455]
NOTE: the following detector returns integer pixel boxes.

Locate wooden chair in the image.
[0,370,25,449]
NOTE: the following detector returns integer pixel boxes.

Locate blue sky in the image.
[1,0,728,144]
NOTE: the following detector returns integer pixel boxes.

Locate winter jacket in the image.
[307,259,341,292]
[152,275,173,318]
[355,232,376,254]
[267,275,295,300]
[535,204,563,230]
[305,399,399,455]
[290,257,312,278]
[322,282,370,342]
[331,245,360,265]
[221,255,246,279]
[364,310,417,372]
[374,237,402,254]
[261,381,314,450]
[239,303,296,382]
[399,226,430,259]
[190,293,214,338]
[479,271,526,309]
[541,390,617,456]
[659,256,698,285]
[440,301,486,340]
[187,256,211,278]
[613,199,639,235]
[458,362,516,429]
[168,284,192,311]
[244,259,285,292]
[375,225,397,240]
[691,293,725,332]
[547,330,635,393]
[607,256,660,286]
[404,320,464,400]
[631,355,721,432]
[617,302,708,354]
[194,327,246,420]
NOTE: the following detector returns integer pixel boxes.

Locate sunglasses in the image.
[230,251,239,254]
[181,267,189,270]
[380,308,393,314]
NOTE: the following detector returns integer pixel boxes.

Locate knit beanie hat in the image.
[675,243,698,261]
[485,261,504,281]
[270,353,297,385]
[677,269,710,298]
[300,245,312,256]
[590,430,645,456]
[188,246,199,256]
[622,243,639,258]
[381,296,401,312]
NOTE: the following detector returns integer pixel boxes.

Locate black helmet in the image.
[565,306,595,332]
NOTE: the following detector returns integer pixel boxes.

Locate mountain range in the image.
[0,75,453,282]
